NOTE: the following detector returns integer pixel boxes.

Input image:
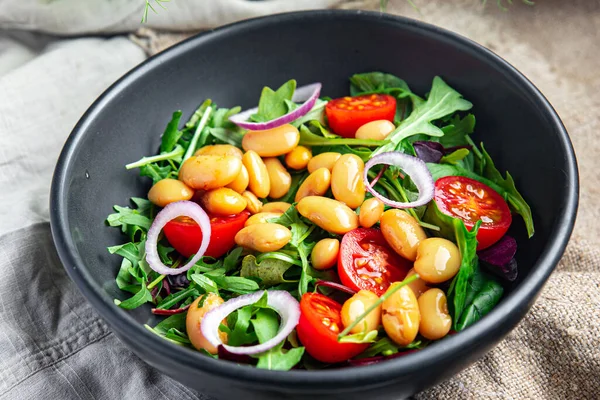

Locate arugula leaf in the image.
[160,111,183,153]
[206,275,260,295]
[338,327,378,344]
[156,285,199,310]
[291,99,328,128]
[313,144,374,162]
[375,77,472,154]
[190,274,219,294]
[240,255,294,286]
[299,125,384,147]
[251,80,297,122]
[108,242,142,267]
[357,337,423,358]
[255,342,305,371]
[456,275,504,331]
[479,144,534,237]
[446,218,481,325]
[126,144,185,170]
[139,163,173,184]
[440,148,470,165]
[106,205,152,231]
[116,283,153,309]
[223,247,244,273]
[438,114,476,148]
[164,328,191,345]
[208,127,244,147]
[227,306,257,346]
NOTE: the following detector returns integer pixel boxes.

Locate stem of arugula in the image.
[147,258,182,290]
[337,274,420,341]
[183,106,213,162]
[126,146,184,170]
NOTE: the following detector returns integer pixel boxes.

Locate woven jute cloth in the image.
[132,2,600,399]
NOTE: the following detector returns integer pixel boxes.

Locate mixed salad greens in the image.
[107,72,533,370]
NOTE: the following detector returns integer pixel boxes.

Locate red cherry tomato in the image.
[296,292,368,363]
[163,211,250,258]
[325,94,396,138]
[338,228,411,296]
[434,176,512,250]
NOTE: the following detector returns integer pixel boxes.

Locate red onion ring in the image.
[201,291,300,355]
[145,201,211,275]
[363,152,434,209]
[229,83,322,130]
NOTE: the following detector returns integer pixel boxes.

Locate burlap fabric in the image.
[134,1,600,398]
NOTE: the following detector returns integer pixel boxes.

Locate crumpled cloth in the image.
[0,0,599,399]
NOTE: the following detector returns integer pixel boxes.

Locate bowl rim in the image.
[50,9,579,390]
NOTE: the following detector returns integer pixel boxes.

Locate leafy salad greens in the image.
[107,71,533,370]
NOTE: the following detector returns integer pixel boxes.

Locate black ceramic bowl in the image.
[50,10,578,400]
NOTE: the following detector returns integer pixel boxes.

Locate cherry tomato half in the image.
[296,292,368,363]
[163,211,250,258]
[325,94,396,138]
[434,176,512,250]
[338,228,411,296]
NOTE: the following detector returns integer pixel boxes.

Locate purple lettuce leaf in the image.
[478,235,518,282]
[413,141,444,163]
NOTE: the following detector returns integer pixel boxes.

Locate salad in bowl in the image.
[106,72,534,370]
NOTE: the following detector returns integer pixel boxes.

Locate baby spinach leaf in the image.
[116,283,153,310]
[240,255,294,286]
[153,313,187,334]
[160,111,183,153]
[455,277,504,331]
[255,342,305,371]
[479,144,534,237]
[250,308,280,344]
[447,218,481,325]
[251,80,297,122]
[206,275,260,295]
[376,77,472,155]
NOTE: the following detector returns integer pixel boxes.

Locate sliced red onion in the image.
[363,152,434,209]
[229,83,322,130]
[145,201,211,275]
[201,291,300,355]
